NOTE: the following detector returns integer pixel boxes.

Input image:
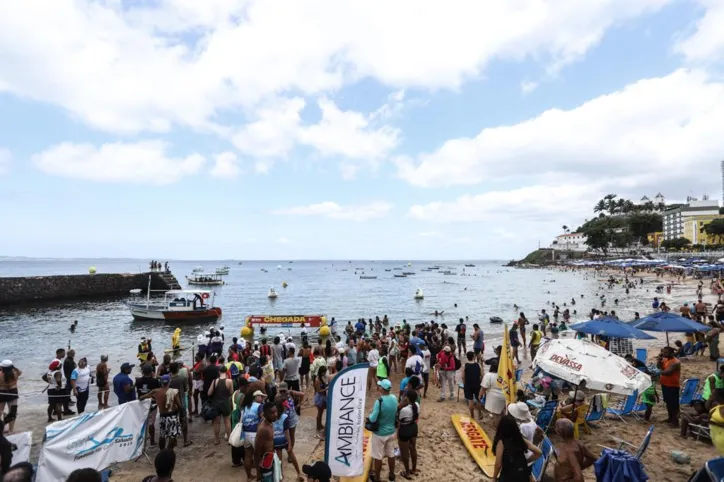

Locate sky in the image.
[1,0,723,260]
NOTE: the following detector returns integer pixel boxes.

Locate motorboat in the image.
[192,266,204,273]
[126,289,222,322]
[129,288,143,295]
[429,266,441,270]
[414,288,424,300]
[490,316,503,324]
[394,274,407,278]
[268,287,279,299]
[360,276,377,279]
[385,269,392,272]
[465,264,476,267]
[277,265,283,270]
[215,266,230,275]
[186,273,225,286]
[402,272,415,275]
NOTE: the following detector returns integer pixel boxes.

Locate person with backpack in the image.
[436,346,456,402]
[366,380,398,482]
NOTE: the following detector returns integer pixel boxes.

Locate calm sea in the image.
[0,258,655,404]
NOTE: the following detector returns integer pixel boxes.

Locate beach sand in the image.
[9,269,723,481]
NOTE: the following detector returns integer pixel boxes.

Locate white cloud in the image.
[0,0,673,136]
[231,97,305,159]
[210,151,241,179]
[520,80,539,94]
[0,148,11,173]
[409,183,600,223]
[273,201,393,221]
[32,141,205,184]
[675,0,724,64]
[277,237,289,244]
[397,69,724,190]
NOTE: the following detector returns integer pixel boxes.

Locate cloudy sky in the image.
[1,0,723,260]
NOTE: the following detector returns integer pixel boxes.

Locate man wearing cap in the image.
[435,345,456,402]
[367,379,398,482]
[137,364,161,445]
[302,461,332,482]
[140,375,182,450]
[113,363,136,405]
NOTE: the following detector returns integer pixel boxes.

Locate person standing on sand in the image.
[658,346,681,427]
[367,380,397,482]
[208,365,233,445]
[707,321,721,361]
[113,362,136,406]
[70,357,91,414]
[436,346,456,401]
[455,318,467,356]
[552,419,597,482]
[254,401,278,482]
[529,324,543,360]
[472,324,484,364]
[491,414,541,482]
[367,343,380,392]
[140,375,181,450]
[0,360,21,434]
[517,313,528,349]
[136,364,160,446]
[462,351,482,419]
[696,298,708,319]
[480,360,506,425]
[509,324,521,364]
[96,355,110,410]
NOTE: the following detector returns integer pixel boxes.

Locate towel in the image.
[165,387,179,410]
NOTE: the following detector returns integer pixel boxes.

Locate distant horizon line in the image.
[0,256,505,262]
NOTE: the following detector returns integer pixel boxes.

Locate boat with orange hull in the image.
[126,289,222,322]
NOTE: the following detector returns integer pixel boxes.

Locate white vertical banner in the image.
[36,400,151,482]
[6,431,32,465]
[324,363,369,477]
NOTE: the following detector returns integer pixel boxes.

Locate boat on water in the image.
[414,288,424,300]
[268,287,278,299]
[465,264,476,267]
[360,275,377,279]
[394,274,407,278]
[393,267,402,270]
[126,289,222,322]
[402,272,415,275]
[192,266,204,273]
[490,316,503,324]
[215,266,230,275]
[443,272,457,276]
[385,269,392,272]
[430,266,441,270]
[186,273,225,286]
[129,288,142,295]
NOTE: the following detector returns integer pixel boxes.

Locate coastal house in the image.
[663,197,720,241]
[550,232,587,252]
[682,215,724,245]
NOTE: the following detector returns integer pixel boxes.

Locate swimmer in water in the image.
[514,304,519,311]
[70,320,78,332]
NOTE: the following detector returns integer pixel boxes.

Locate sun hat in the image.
[253,390,267,398]
[508,402,534,422]
[0,360,12,368]
[377,379,392,390]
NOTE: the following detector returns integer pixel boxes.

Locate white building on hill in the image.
[551,233,587,252]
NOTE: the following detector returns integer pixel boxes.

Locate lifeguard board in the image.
[339,429,372,482]
[451,414,495,477]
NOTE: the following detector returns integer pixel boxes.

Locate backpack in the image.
[260,344,271,358]
[229,363,240,379]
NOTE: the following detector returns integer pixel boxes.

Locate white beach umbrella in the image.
[532,338,651,395]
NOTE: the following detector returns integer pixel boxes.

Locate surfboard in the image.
[163,346,186,353]
[339,429,372,482]
[451,414,495,477]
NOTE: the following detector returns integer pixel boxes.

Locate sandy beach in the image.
[8,268,723,481]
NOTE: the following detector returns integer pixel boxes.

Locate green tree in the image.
[604,194,618,215]
[594,199,606,215]
[661,237,691,251]
[626,213,663,245]
[704,218,724,244]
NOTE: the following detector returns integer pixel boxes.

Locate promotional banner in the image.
[6,431,32,465]
[246,315,326,327]
[36,399,151,482]
[324,363,369,477]
[497,323,517,404]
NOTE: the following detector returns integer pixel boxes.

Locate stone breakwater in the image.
[0,272,180,306]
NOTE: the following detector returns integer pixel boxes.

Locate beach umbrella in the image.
[570,317,656,340]
[629,312,710,346]
[532,338,651,395]
[497,323,517,404]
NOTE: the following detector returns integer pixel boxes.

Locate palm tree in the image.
[616,198,625,214]
[604,194,618,215]
[594,199,606,214]
[562,225,570,234]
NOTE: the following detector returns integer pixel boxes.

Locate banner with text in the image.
[324,363,369,477]
[7,431,32,465]
[36,400,151,482]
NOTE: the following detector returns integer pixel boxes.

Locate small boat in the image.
[465,264,476,267]
[261,268,268,273]
[360,276,377,279]
[394,274,407,278]
[489,316,503,324]
[215,266,230,275]
[393,268,402,270]
[287,267,292,271]
[129,288,143,295]
[186,273,225,286]
[192,266,204,273]
[430,266,441,270]
[268,288,278,299]
[414,288,424,300]
[126,289,222,322]
[277,265,282,270]
[385,269,392,272]
[402,272,415,275]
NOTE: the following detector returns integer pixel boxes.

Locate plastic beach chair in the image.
[515,368,524,382]
[680,378,700,406]
[535,400,559,433]
[573,404,591,439]
[585,395,609,427]
[706,457,724,479]
[530,437,554,482]
[606,391,638,423]
[636,348,647,363]
[599,425,654,460]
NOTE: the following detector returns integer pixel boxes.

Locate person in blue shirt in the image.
[355,320,365,335]
[367,379,398,482]
[399,367,414,394]
[113,362,137,405]
[409,333,424,356]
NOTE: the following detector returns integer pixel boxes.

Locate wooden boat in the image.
[186,273,225,286]
[360,275,377,279]
[126,289,222,322]
[394,274,407,278]
[402,272,415,275]
[465,264,476,267]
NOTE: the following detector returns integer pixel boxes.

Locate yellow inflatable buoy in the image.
[319,316,330,337]
[89,266,97,274]
[171,327,181,350]
[282,281,288,288]
[241,317,254,339]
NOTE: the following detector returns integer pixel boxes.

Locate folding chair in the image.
[689,423,712,442]
[530,437,554,482]
[535,400,559,433]
[636,348,647,363]
[599,425,654,460]
[585,395,609,427]
[606,391,638,423]
[680,379,701,406]
[573,403,591,439]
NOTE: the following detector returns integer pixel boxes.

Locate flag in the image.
[497,323,517,404]
[324,363,370,477]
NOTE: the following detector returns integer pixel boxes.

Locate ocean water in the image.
[0,258,659,404]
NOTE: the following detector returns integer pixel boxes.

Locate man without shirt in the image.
[254,401,278,482]
[140,375,182,450]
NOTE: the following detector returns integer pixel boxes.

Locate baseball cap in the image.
[377,379,392,390]
[278,382,289,391]
[302,461,332,482]
[161,375,171,385]
[121,362,135,371]
[253,390,267,398]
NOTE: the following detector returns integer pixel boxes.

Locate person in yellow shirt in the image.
[529,324,544,360]
[709,388,724,455]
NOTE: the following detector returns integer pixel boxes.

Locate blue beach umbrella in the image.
[629,311,710,346]
[570,316,655,340]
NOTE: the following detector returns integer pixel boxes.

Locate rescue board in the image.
[339,429,372,482]
[163,346,187,353]
[451,413,495,477]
